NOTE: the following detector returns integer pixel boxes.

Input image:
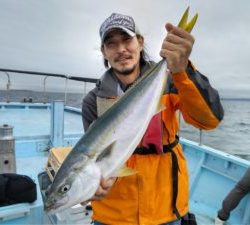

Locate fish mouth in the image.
[44,195,69,214]
[44,202,62,213]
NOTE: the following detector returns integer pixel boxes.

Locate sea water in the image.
[1,90,250,159]
[180,99,250,159]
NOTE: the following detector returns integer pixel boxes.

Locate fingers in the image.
[160,49,182,73]
[90,177,117,201]
[80,177,117,203]
[160,36,193,63]
[160,23,195,74]
[100,177,117,189]
[91,186,108,200]
[160,33,193,61]
[165,23,195,43]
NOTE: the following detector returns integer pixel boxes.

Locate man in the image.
[215,166,250,225]
[82,12,224,225]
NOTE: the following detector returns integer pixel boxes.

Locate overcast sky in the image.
[0,0,250,97]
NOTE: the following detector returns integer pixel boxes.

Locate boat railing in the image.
[42,75,69,104]
[0,68,98,106]
[1,68,207,145]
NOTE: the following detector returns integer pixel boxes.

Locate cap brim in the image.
[101,26,136,43]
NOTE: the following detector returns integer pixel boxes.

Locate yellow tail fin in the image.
[178,6,198,33]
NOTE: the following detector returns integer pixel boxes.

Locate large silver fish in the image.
[44,59,168,213]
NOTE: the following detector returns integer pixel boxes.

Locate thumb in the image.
[165,23,174,32]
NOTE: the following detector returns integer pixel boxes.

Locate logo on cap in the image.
[99,13,136,43]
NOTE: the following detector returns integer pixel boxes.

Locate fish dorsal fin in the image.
[116,165,137,177]
[96,141,116,162]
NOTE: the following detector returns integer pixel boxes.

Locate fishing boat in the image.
[0,69,249,225]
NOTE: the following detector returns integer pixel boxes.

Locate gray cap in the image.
[99,13,138,43]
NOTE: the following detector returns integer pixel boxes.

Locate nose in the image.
[116,42,126,53]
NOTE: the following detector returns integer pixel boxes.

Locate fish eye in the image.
[60,184,71,193]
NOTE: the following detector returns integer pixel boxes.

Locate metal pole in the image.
[5,72,11,103]
[50,101,64,147]
[43,76,48,103]
[199,128,203,146]
[64,77,68,105]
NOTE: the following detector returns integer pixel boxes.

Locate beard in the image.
[111,53,138,76]
[113,64,137,76]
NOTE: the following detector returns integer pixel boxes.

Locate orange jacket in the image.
[82,61,224,225]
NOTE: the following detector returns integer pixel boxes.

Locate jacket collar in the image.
[96,61,155,98]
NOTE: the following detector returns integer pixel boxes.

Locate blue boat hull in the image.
[0,102,249,224]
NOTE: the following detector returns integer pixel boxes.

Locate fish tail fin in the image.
[185,13,198,33]
[178,6,198,33]
[178,6,189,29]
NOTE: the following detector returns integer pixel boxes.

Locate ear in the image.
[137,36,144,51]
[101,45,107,59]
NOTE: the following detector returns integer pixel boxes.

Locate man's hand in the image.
[92,177,117,200]
[81,177,117,205]
[160,23,195,74]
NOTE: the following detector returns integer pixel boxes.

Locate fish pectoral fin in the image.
[96,141,116,162]
[116,165,137,177]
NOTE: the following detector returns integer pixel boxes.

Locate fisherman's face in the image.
[102,30,143,76]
